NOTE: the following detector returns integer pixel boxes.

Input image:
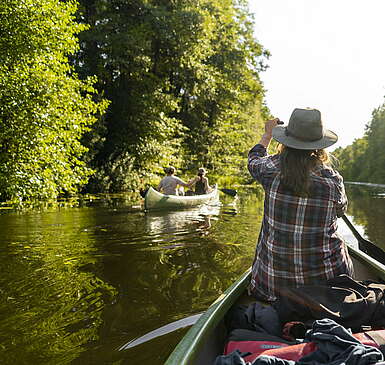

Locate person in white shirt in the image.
[157,166,191,195]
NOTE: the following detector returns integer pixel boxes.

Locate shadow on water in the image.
[0,184,384,364]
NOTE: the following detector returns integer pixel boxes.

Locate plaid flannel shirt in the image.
[248,144,353,301]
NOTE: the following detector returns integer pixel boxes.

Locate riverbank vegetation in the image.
[0,0,108,202]
[73,0,270,193]
[0,0,269,203]
[333,101,385,184]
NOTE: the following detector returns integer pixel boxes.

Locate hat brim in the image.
[272,126,338,150]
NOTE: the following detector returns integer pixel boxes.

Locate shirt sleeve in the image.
[247,144,270,184]
[175,176,187,186]
[334,172,348,217]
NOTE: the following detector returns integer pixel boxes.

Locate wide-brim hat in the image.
[272,108,338,150]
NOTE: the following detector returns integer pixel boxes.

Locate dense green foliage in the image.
[0,0,269,200]
[0,0,107,202]
[74,0,270,192]
[334,100,385,184]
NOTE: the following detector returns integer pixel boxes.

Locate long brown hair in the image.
[278,144,332,196]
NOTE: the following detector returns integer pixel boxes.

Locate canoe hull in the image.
[144,186,219,211]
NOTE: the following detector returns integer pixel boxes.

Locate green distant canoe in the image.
[144,186,219,211]
[165,242,385,365]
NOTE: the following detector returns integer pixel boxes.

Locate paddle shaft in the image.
[342,214,385,264]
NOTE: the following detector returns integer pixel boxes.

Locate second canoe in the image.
[144,186,219,211]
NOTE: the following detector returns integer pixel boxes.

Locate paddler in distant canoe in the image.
[248,108,354,302]
[157,166,191,196]
[186,167,213,195]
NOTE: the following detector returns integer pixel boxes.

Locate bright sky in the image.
[249,0,385,149]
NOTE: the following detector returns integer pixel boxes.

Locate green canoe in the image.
[144,185,219,211]
[165,238,385,364]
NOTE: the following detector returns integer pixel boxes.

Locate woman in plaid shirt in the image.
[248,108,354,302]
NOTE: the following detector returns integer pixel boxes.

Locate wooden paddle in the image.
[341,214,385,264]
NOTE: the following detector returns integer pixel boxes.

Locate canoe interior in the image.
[165,243,385,365]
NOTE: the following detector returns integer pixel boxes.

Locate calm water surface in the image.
[0,184,384,364]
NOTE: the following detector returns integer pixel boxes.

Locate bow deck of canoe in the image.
[165,241,385,365]
[144,186,219,211]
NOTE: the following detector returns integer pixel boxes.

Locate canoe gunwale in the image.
[347,244,385,280]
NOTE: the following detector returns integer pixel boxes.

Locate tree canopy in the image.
[0,0,271,201]
[73,0,270,192]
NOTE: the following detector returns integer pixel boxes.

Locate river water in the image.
[0,184,384,364]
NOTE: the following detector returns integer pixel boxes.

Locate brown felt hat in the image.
[272,108,338,150]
